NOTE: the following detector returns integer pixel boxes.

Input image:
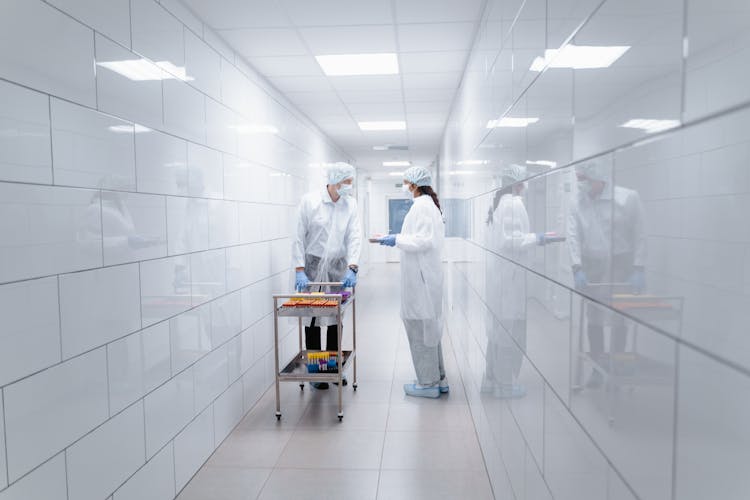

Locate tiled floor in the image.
[177,263,495,500]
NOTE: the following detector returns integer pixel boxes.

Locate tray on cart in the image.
[279,350,355,380]
[276,300,353,317]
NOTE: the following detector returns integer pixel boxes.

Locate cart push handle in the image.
[585,282,631,288]
[305,281,345,287]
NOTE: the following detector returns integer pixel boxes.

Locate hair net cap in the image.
[575,161,609,182]
[501,164,527,183]
[327,162,355,185]
[403,166,432,187]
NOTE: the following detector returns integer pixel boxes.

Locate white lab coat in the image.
[488,194,537,322]
[567,185,646,268]
[396,194,445,347]
[292,187,362,281]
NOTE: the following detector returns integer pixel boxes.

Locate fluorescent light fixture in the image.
[315,53,399,76]
[108,124,151,134]
[97,59,193,81]
[388,171,404,176]
[230,124,279,135]
[530,44,630,72]
[383,160,410,167]
[359,121,407,132]
[457,159,489,166]
[446,170,476,176]
[308,161,340,168]
[526,160,558,168]
[486,117,539,128]
[154,61,194,81]
[358,121,406,131]
[620,119,680,134]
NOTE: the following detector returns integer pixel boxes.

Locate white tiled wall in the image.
[0,80,52,184]
[441,0,750,499]
[112,443,175,500]
[0,277,61,387]
[0,0,347,497]
[66,401,146,500]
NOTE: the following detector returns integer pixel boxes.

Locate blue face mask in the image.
[338,184,353,197]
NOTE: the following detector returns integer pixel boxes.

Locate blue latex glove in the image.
[295,270,309,291]
[342,269,357,288]
[536,233,547,246]
[379,234,397,247]
[573,268,587,289]
[629,268,645,294]
[128,234,150,248]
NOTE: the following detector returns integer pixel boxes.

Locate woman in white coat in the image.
[483,164,554,398]
[379,166,447,399]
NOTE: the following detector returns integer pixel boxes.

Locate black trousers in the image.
[305,323,341,352]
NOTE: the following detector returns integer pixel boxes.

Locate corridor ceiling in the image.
[181,0,486,172]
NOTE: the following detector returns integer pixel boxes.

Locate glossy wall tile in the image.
[0,0,96,106]
[0,277,61,387]
[65,401,146,500]
[0,0,347,497]
[51,98,137,191]
[0,80,52,184]
[441,0,750,498]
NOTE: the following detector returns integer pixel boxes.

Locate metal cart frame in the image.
[572,282,683,425]
[272,282,357,422]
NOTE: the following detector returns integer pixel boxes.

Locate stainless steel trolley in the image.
[272,282,357,422]
[572,282,683,426]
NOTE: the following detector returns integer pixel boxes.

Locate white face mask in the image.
[402,182,413,196]
[578,179,593,197]
[337,184,353,197]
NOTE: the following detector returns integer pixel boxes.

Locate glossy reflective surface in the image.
[441,0,750,498]
[0,0,344,497]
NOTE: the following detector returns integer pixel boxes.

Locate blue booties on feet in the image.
[403,383,440,399]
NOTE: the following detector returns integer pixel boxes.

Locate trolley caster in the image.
[352,383,358,391]
[299,383,305,391]
[337,413,344,422]
[275,412,281,421]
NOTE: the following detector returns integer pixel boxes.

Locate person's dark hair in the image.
[485,185,513,225]
[418,185,441,213]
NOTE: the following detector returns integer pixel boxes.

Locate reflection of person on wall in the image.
[80,175,161,263]
[567,161,647,388]
[483,165,552,398]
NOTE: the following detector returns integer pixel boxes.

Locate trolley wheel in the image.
[337,414,344,422]
[352,383,358,391]
[299,383,305,391]
[275,412,281,421]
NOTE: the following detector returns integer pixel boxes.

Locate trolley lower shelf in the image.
[279,350,356,383]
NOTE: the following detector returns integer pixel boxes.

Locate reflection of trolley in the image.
[273,282,357,422]
[572,283,683,425]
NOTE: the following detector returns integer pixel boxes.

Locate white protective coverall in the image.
[396,193,446,385]
[292,186,361,332]
[567,180,646,355]
[484,191,537,392]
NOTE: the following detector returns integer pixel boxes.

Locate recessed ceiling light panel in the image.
[486,117,539,128]
[359,121,406,131]
[315,53,399,76]
[530,44,630,72]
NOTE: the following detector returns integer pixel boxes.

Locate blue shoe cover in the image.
[403,383,440,399]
